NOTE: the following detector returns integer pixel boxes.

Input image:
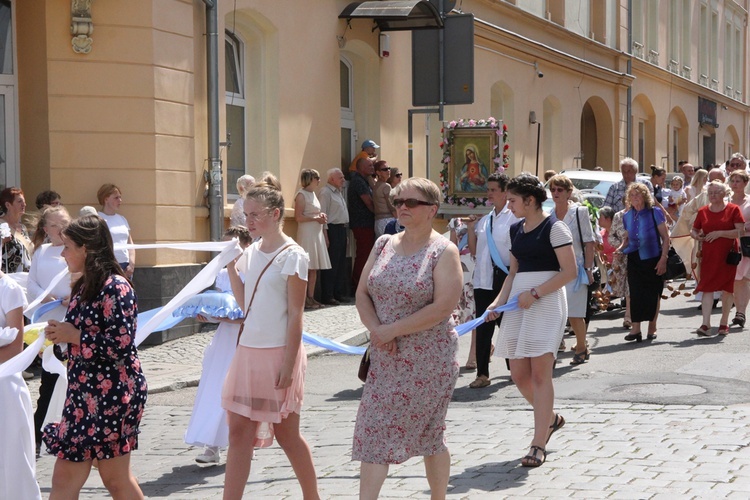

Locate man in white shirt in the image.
[466,173,520,389]
[319,168,350,305]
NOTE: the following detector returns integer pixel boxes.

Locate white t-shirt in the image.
[98,212,131,264]
[473,205,520,290]
[27,244,71,301]
[236,241,309,348]
[0,274,27,327]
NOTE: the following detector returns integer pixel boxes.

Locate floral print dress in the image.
[352,235,459,464]
[43,275,147,462]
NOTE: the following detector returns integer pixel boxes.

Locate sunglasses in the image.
[549,187,569,193]
[394,173,402,177]
[393,198,434,208]
[378,168,391,172]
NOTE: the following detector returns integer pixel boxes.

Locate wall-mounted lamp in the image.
[534,62,543,78]
[722,104,729,110]
[379,33,390,58]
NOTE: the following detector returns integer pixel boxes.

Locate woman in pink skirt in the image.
[222,172,319,499]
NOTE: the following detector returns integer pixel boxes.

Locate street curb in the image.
[146,328,370,395]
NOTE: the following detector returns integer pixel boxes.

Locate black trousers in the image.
[321,224,348,300]
[474,273,506,378]
[34,368,59,447]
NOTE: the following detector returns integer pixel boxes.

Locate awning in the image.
[338,1,444,31]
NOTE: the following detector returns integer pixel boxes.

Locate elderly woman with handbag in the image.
[353,177,462,499]
[691,180,745,336]
[615,183,670,343]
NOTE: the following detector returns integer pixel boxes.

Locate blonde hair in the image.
[625,182,654,209]
[706,179,730,197]
[300,169,320,188]
[246,172,284,225]
[548,174,575,191]
[236,175,256,198]
[390,177,441,208]
[690,169,708,191]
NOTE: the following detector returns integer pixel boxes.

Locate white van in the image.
[542,169,621,213]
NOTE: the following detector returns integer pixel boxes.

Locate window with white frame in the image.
[340,56,355,171]
[225,31,246,198]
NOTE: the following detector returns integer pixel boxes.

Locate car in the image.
[542,169,622,213]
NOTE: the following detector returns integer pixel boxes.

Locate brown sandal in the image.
[469,376,490,389]
[521,445,546,467]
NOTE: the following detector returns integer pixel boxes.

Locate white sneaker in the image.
[195,446,220,464]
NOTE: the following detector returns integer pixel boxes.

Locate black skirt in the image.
[626,252,664,323]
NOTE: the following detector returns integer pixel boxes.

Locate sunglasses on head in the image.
[393,198,434,208]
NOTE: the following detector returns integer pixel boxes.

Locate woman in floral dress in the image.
[353,178,463,499]
[44,215,147,499]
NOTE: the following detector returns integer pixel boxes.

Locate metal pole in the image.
[626,0,633,160]
[206,0,223,242]
[408,108,440,178]
[535,122,541,178]
[438,0,445,121]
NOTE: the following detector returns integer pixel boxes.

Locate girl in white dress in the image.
[185,226,252,465]
[487,174,577,468]
[0,271,42,499]
[294,169,331,310]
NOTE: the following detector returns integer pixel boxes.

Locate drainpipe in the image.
[203,0,222,241]
[626,0,633,160]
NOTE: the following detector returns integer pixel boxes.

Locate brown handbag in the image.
[357,346,371,382]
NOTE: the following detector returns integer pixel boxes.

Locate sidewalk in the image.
[33,402,750,498]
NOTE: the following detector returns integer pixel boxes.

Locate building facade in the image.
[6,0,748,272]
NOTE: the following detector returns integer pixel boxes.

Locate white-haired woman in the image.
[230,174,256,227]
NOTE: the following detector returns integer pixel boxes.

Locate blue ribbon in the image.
[458,232,468,252]
[33,297,519,357]
[30,299,64,323]
[486,216,509,275]
[572,263,589,292]
[454,295,520,336]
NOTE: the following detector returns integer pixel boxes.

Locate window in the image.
[340,56,355,171]
[225,32,246,197]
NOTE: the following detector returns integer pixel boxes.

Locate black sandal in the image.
[521,445,546,467]
[546,413,565,444]
[732,313,746,328]
[570,350,589,366]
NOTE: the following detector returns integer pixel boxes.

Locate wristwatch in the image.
[530,288,540,300]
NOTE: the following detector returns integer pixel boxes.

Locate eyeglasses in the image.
[394,173,403,177]
[245,209,273,222]
[378,168,391,172]
[393,198,434,208]
[549,187,569,193]
[729,162,744,168]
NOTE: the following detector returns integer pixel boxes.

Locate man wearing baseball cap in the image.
[349,139,379,173]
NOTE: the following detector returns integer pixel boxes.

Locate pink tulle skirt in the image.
[221,344,306,448]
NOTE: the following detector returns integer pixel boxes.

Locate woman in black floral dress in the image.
[44,215,147,499]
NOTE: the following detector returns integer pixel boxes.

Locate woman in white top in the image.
[28,206,72,456]
[96,183,135,279]
[548,175,596,366]
[222,173,319,500]
[294,169,331,310]
[230,174,256,227]
[0,271,42,499]
[28,206,73,317]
